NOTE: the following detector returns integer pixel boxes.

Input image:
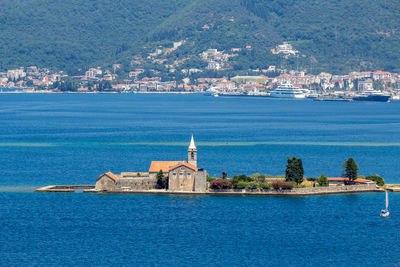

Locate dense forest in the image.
[0,0,399,74]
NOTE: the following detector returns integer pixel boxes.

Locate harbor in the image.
[209,84,395,102]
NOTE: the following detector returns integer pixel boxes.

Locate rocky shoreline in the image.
[34,183,393,196]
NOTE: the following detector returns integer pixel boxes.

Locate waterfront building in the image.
[95,136,207,192]
[358,79,374,91]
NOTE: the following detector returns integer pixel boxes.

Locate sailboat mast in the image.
[385,191,389,210]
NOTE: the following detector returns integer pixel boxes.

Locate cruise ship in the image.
[270,84,306,99]
[352,88,391,102]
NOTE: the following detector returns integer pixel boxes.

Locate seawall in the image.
[37,183,381,196]
[35,185,95,193]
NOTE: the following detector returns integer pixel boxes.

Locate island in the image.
[35,135,399,196]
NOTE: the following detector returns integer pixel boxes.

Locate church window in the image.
[191,152,195,160]
[173,173,177,179]
[179,172,184,178]
[187,173,191,179]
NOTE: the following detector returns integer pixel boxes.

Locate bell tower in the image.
[188,135,197,167]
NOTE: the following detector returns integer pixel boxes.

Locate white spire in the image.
[189,135,197,150]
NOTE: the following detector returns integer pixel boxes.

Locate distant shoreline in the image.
[0,90,201,94]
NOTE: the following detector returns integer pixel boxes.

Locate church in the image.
[95,136,207,193]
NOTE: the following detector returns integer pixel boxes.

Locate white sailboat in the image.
[380,191,390,217]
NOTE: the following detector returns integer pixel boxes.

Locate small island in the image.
[36,136,397,196]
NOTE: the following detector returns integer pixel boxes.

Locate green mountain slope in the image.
[0,0,399,73]
[241,0,400,73]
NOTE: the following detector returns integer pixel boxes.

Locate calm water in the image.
[1,94,400,265]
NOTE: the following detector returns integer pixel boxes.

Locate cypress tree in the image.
[285,156,304,184]
[156,169,166,189]
[342,158,359,184]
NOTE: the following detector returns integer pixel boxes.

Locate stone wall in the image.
[287,183,376,194]
[95,175,117,191]
[194,171,207,192]
[209,183,377,195]
[115,176,156,191]
[121,172,149,178]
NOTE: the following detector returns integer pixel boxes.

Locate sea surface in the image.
[1,93,400,266]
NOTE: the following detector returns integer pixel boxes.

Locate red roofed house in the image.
[373,70,392,80]
[327,177,375,185]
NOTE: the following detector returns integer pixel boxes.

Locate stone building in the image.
[95,172,119,191]
[95,135,207,193]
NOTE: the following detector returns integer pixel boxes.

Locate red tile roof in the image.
[149,161,186,173]
[327,177,371,183]
[169,161,198,172]
[105,171,119,181]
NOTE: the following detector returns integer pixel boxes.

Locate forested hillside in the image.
[241,0,400,73]
[1,0,399,74]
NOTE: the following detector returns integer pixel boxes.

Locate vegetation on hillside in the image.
[1,0,399,73]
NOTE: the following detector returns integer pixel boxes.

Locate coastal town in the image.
[1,41,400,101]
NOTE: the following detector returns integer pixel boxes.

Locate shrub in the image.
[271,181,282,190]
[207,176,216,182]
[307,177,317,182]
[281,181,294,190]
[253,173,266,183]
[236,181,247,189]
[232,174,253,188]
[366,175,385,186]
[317,174,329,187]
[209,179,232,190]
[233,174,253,182]
[246,182,258,190]
[260,182,271,190]
[271,180,294,190]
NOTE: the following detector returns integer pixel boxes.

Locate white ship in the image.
[270,84,306,99]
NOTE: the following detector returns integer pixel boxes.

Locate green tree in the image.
[317,174,329,187]
[156,170,166,189]
[285,157,304,184]
[342,158,359,184]
[246,182,258,190]
[366,175,385,186]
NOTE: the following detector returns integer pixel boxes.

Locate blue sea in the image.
[1,94,400,266]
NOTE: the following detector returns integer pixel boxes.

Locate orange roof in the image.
[149,161,186,173]
[105,172,119,181]
[169,161,198,172]
[327,177,371,183]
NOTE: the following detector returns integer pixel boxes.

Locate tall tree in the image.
[342,158,359,184]
[285,157,304,184]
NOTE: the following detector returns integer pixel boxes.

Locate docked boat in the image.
[204,87,217,96]
[380,190,390,217]
[353,88,390,102]
[306,91,320,100]
[270,84,306,99]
